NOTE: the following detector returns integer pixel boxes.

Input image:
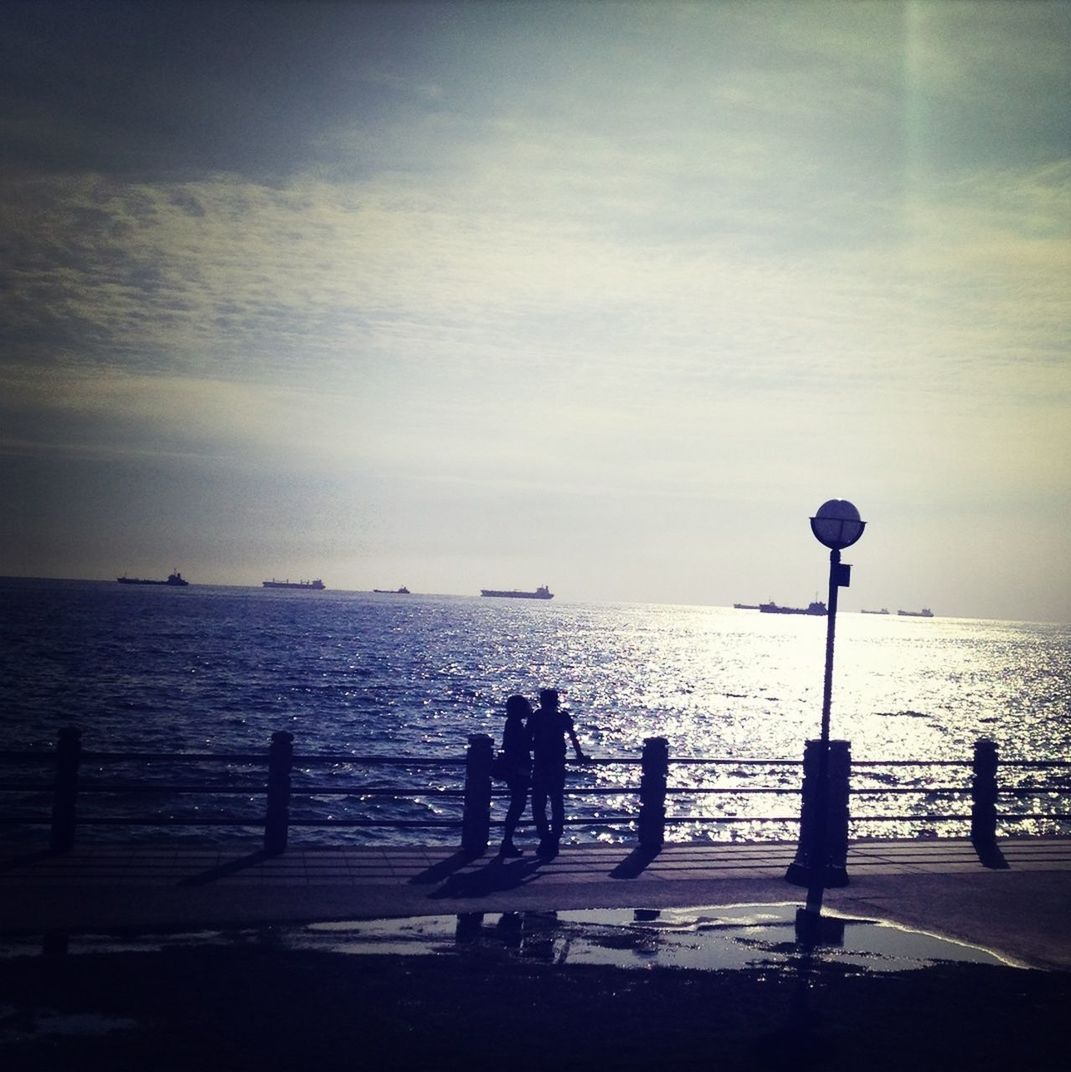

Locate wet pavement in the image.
[3,841,1070,1071]
[0,902,1015,971]
[2,837,1069,970]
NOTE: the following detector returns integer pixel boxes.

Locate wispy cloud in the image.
[2,0,1068,616]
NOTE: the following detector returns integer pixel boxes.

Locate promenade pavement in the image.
[2,837,1069,970]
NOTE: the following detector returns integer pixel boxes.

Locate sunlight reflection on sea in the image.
[2,579,1068,846]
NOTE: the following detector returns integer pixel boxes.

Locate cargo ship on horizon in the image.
[758,600,826,616]
[480,585,553,600]
[117,570,189,587]
[262,578,325,590]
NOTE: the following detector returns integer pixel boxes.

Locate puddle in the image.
[0,904,1017,974]
[299,904,1016,973]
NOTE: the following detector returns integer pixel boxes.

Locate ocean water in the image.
[1,578,1068,846]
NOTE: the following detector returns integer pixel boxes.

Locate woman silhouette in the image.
[498,695,533,856]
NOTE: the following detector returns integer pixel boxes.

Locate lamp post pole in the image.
[801,500,865,923]
[819,546,843,746]
[804,546,845,917]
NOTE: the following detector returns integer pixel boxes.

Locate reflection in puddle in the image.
[1,904,1017,973]
[304,904,1016,973]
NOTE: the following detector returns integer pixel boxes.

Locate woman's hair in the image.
[506,694,532,718]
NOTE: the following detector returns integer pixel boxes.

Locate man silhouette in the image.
[529,688,586,858]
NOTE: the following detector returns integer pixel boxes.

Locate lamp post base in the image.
[784,738,852,889]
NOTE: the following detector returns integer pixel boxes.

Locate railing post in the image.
[786,738,851,888]
[50,726,82,852]
[971,738,999,845]
[264,731,294,855]
[637,737,669,851]
[461,733,493,855]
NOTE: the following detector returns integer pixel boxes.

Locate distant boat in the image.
[759,600,826,616]
[898,608,934,617]
[117,570,189,587]
[480,585,553,600]
[262,579,326,590]
[861,608,890,615]
[373,586,410,594]
[733,603,760,610]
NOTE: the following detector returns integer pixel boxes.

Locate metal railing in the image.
[1,729,1068,855]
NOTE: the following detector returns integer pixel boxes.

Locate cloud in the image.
[4,146,1067,441]
[2,1,1068,616]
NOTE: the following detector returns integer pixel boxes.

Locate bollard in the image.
[637,737,669,850]
[50,726,82,852]
[264,731,294,855]
[461,733,494,855]
[970,738,999,845]
[785,738,851,888]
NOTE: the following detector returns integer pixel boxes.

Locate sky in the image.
[1,0,1069,621]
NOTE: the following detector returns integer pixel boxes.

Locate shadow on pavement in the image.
[609,845,661,879]
[429,857,543,899]
[178,850,275,886]
[971,838,1009,870]
[408,849,485,886]
[0,848,61,873]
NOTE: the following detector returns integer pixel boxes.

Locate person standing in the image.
[529,688,586,857]
[498,695,533,857]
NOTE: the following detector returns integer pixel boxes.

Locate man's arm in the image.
[565,715,586,761]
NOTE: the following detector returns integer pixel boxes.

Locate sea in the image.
[2,577,1068,847]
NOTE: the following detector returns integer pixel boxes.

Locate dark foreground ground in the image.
[1,941,1068,1072]
[2,839,1068,1070]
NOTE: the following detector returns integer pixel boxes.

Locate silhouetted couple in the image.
[498,688,586,859]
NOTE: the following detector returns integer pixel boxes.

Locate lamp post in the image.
[800,499,866,925]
